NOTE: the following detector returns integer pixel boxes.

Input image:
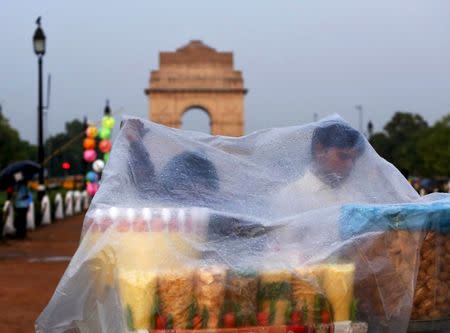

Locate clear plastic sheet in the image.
[36,116,448,333]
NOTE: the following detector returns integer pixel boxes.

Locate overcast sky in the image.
[1,1,450,143]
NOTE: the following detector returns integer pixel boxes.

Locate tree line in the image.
[0,111,84,177]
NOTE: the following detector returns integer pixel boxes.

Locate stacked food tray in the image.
[339,199,450,332]
[84,207,369,333]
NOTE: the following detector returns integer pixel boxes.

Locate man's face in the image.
[313,144,359,187]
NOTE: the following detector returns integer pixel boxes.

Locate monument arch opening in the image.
[182,106,211,133]
[145,40,247,137]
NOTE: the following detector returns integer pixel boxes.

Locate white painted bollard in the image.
[54,193,64,220]
[82,190,90,210]
[73,190,82,214]
[26,200,35,230]
[2,200,15,236]
[41,194,51,225]
[65,191,74,217]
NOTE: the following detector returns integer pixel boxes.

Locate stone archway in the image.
[181,105,211,133]
[145,40,247,136]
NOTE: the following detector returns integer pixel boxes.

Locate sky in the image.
[1,0,450,143]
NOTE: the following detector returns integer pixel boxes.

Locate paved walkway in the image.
[0,214,84,333]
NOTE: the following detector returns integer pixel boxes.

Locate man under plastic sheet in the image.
[274,122,366,214]
[121,119,269,265]
[264,121,422,272]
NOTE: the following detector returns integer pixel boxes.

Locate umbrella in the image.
[0,160,40,190]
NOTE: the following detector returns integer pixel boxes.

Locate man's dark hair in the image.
[311,123,365,155]
[160,151,219,197]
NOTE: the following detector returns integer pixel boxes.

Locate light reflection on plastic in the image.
[109,207,119,219]
[126,208,135,221]
[161,208,171,222]
[142,207,152,220]
[94,208,103,222]
[177,209,186,223]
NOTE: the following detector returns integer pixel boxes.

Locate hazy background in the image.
[1,0,450,142]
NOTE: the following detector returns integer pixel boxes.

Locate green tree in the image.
[45,119,85,177]
[370,112,450,177]
[417,114,450,177]
[388,112,428,175]
[369,132,393,162]
[0,111,37,170]
[370,112,429,175]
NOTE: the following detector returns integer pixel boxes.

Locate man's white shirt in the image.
[275,169,358,215]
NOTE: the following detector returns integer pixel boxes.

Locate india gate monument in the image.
[145,40,247,136]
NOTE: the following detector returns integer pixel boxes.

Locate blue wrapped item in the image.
[339,197,450,240]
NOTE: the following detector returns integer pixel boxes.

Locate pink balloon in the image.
[86,182,98,196]
[83,149,97,162]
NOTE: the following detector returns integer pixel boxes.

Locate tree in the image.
[370,112,449,177]
[369,132,393,162]
[417,115,450,177]
[45,119,85,177]
[370,112,429,175]
[0,112,37,170]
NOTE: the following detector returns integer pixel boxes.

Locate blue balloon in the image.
[86,171,98,183]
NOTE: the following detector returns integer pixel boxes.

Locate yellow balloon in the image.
[86,126,98,138]
[102,116,115,129]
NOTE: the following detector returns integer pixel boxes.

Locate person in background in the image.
[275,122,365,214]
[13,172,31,239]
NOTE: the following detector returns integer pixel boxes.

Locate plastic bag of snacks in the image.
[36,116,448,333]
[339,196,450,331]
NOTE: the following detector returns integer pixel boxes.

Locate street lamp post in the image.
[33,17,46,198]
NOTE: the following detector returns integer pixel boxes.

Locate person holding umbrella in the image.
[0,160,40,239]
[13,172,31,239]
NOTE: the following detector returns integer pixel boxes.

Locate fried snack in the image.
[226,271,259,326]
[259,270,292,325]
[118,270,157,331]
[411,232,450,320]
[159,270,195,329]
[195,266,227,328]
[292,266,323,324]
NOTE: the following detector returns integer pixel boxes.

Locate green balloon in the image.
[103,153,110,162]
[99,127,111,140]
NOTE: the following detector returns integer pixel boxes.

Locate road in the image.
[0,213,84,333]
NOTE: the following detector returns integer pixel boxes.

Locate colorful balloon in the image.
[99,139,112,153]
[86,182,99,196]
[102,116,115,129]
[103,153,110,162]
[83,138,96,150]
[86,171,98,183]
[92,159,105,173]
[85,126,98,138]
[98,127,111,140]
[83,149,97,162]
